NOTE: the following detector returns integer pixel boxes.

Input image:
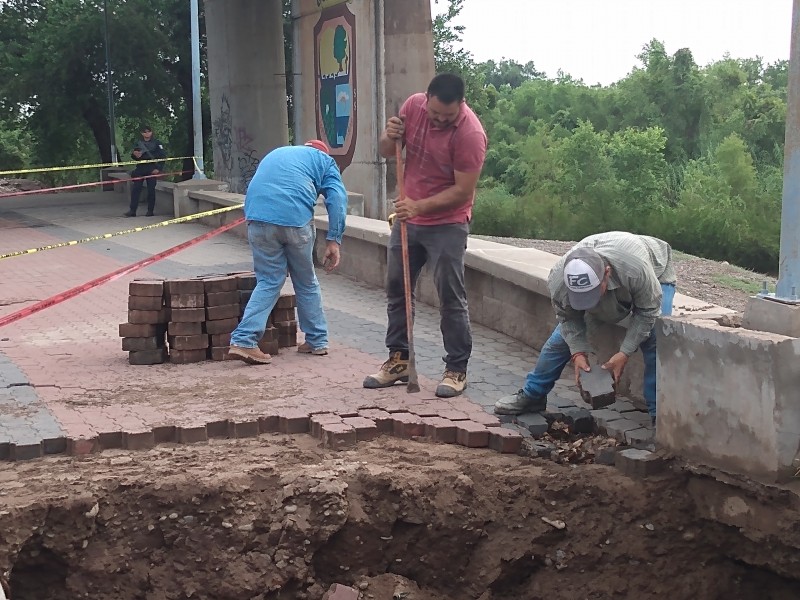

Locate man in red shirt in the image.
[363,73,487,397]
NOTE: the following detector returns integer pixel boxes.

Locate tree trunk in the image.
[82,101,112,164]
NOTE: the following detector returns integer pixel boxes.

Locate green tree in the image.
[333,25,348,71]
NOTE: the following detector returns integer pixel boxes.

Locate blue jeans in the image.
[522,283,676,418]
[231,220,328,349]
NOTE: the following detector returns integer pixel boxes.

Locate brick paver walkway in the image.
[0,191,652,458]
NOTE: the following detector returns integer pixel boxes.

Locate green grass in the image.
[713,274,765,295]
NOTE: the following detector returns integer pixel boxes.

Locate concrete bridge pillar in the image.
[205,0,290,194]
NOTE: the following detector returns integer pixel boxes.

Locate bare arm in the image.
[393,169,481,220]
[379,116,404,158]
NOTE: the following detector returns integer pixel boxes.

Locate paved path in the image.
[0,190,652,456]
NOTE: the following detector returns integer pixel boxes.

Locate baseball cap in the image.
[304,139,330,154]
[563,247,606,311]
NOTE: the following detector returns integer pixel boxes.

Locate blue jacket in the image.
[243,145,347,244]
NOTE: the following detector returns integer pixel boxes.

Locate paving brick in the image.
[542,408,565,423]
[231,419,259,439]
[311,414,344,438]
[595,446,619,466]
[119,323,164,337]
[129,279,165,297]
[177,425,208,444]
[127,309,168,324]
[68,438,98,456]
[236,273,257,291]
[202,276,239,293]
[468,411,502,428]
[205,318,239,335]
[0,442,9,460]
[169,349,207,364]
[578,367,616,409]
[169,308,206,323]
[210,333,232,347]
[392,412,425,438]
[341,417,379,441]
[206,420,231,438]
[97,431,124,450]
[271,307,296,322]
[607,400,637,413]
[10,442,43,461]
[42,437,67,455]
[165,279,204,295]
[438,408,470,421]
[206,290,240,306]
[516,412,549,437]
[561,406,593,434]
[121,336,164,352]
[153,426,177,443]
[278,333,298,348]
[406,403,440,417]
[456,421,490,448]
[275,294,296,309]
[604,418,643,440]
[625,411,654,427]
[206,304,240,321]
[279,410,310,434]
[625,427,655,447]
[357,409,393,433]
[128,295,164,311]
[123,430,156,451]
[322,583,359,600]
[258,415,280,433]
[615,448,666,477]
[257,339,279,356]
[168,321,203,336]
[422,417,457,444]
[321,422,357,450]
[260,326,277,342]
[128,348,168,365]
[239,290,254,306]
[591,409,625,432]
[168,294,205,309]
[168,335,209,351]
[488,428,523,454]
[209,347,228,361]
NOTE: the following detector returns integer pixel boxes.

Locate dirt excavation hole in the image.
[2,439,800,600]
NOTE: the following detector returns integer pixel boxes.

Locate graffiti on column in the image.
[234,127,259,191]
[314,2,357,171]
[212,95,234,172]
[212,94,260,193]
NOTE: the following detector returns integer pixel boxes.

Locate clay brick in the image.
[202,276,238,293]
[97,431,124,450]
[260,326,278,342]
[206,290,240,306]
[169,349,207,364]
[456,422,490,448]
[271,307,295,322]
[153,426,177,443]
[438,408,470,421]
[407,404,440,418]
[468,411,503,427]
[231,420,260,439]
[275,320,297,331]
[205,318,239,335]
[128,295,164,311]
[206,420,231,438]
[206,304,240,321]
[123,430,156,451]
[0,442,9,460]
[257,339,279,356]
[275,294,296,309]
[311,413,344,438]
[128,348,168,365]
[258,415,280,433]
[168,321,203,336]
[167,308,205,323]
[321,423,357,450]
[168,294,205,309]
[68,438,98,456]
[578,367,616,409]
[165,279,204,295]
[10,442,42,461]
[129,279,164,297]
[322,583,360,600]
[615,448,666,477]
[279,410,310,434]
[121,336,164,352]
[42,437,67,455]
[357,409,394,433]
[168,335,209,351]
[488,428,523,454]
[278,332,298,348]
[209,346,228,361]
[236,273,257,291]
[341,417,379,441]
[210,333,232,346]
[177,425,208,444]
[239,290,254,306]
[423,417,457,444]
[119,323,164,338]
[392,412,425,438]
[128,309,168,324]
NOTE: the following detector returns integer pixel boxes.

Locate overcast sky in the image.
[430,0,793,85]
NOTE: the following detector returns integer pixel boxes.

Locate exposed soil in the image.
[1,435,799,600]
[474,236,777,313]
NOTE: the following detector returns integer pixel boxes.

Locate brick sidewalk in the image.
[0,192,653,458]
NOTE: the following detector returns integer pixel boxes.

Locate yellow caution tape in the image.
[0,156,198,177]
[0,204,244,260]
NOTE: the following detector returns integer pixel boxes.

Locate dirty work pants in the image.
[129,170,157,215]
[384,221,471,373]
[231,220,328,350]
[522,283,676,418]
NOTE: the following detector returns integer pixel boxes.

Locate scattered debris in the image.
[541,516,566,530]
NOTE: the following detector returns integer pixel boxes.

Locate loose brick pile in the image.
[119,273,298,365]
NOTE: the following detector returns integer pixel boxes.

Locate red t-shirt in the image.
[399,93,487,226]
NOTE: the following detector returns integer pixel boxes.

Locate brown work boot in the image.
[435,370,467,398]
[363,352,409,389]
[227,345,272,365]
[297,342,328,356]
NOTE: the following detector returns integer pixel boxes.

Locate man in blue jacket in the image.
[228,140,348,365]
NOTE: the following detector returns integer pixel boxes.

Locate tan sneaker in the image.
[363,352,409,388]
[227,345,272,365]
[297,342,328,356]
[435,370,467,398]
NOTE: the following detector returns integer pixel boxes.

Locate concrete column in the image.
[205,0,289,194]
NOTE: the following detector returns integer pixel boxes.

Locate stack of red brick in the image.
[119,273,298,365]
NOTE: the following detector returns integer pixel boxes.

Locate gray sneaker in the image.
[494,389,546,415]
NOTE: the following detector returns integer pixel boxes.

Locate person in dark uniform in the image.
[124,125,166,217]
